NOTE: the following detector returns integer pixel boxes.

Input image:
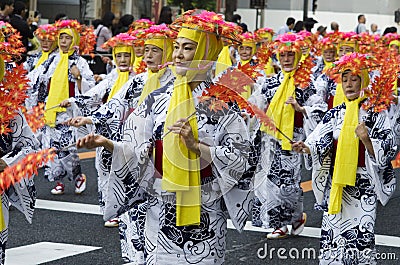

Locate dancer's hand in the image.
[286,96,305,114]
[167,118,200,155]
[76,133,113,151]
[71,65,81,80]
[60,99,71,108]
[291,141,310,154]
[355,122,369,141]
[65,116,92,127]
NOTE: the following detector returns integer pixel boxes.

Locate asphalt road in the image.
[6,154,400,264]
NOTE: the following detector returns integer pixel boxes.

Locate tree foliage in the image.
[167,0,216,12]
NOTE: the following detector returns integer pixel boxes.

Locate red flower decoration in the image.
[0,65,29,135]
[0,148,56,193]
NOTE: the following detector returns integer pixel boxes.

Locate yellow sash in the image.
[162,26,222,226]
[262,70,296,150]
[0,195,4,231]
[35,51,50,69]
[44,28,78,127]
[162,73,201,226]
[329,95,364,214]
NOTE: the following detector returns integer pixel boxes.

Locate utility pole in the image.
[29,0,37,19]
[303,0,308,21]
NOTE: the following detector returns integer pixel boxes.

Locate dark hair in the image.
[383,26,397,35]
[119,14,134,27]
[54,13,67,22]
[357,14,364,21]
[0,0,13,10]
[286,17,295,26]
[293,21,304,33]
[157,6,172,25]
[12,1,25,15]
[92,19,102,28]
[102,11,115,27]
[232,14,241,24]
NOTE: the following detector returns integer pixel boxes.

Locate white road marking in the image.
[36,199,400,248]
[36,199,101,215]
[5,242,101,265]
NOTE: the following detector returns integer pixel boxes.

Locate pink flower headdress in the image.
[101,33,136,50]
[35,24,58,41]
[55,19,96,54]
[169,10,242,44]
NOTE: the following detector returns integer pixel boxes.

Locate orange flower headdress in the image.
[55,19,95,54]
[34,24,58,41]
[170,9,242,45]
[337,31,359,52]
[358,32,380,54]
[272,33,313,88]
[297,30,318,54]
[327,52,378,78]
[129,18,155,31]
[315,33,340,56]
[255,27,274,42]
[101,32,136,50]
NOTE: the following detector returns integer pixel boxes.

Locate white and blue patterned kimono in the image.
[249,71,326,229]
[311,56,325,80]
[85,68,174,263]
[23,50,58,73]
[68,68,135,210]
[0,111,39,264]
[23,52,40,72]
[33,51,95,182]
[107,77,254,264]
[314,72,338,110]
[305,106,396,265]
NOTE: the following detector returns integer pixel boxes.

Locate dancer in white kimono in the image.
[67,24,176,262]
[0,53,40,263]
[0,111,39,265]
[250,33,326,238]
[292,53,397,264]
[24,24,59,72]
[32,19,95,195]
[61,32,136,226]
[76,10,253,264]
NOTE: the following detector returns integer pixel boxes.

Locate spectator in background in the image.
[304,17,318,32]
[10,1,33,63]
[113,14,134,35]
[96,11,114,53]
[370,23,381,35]
[317,25,327,40]
[232,14,248,33]
[382,26,397,36]
[293,21,304,33]
[355,14,367,34]
[277,17,295,35]
[157,6,172,24]
[330,21,339,32]
[54,13,67,23]
[0,0,13,22]
[91,12,114,75]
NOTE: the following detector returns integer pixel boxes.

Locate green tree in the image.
[167,0,216,12]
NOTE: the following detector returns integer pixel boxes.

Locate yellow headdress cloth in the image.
[138,24,175,105]
[34,24,59,69]
[102,33,136,101]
